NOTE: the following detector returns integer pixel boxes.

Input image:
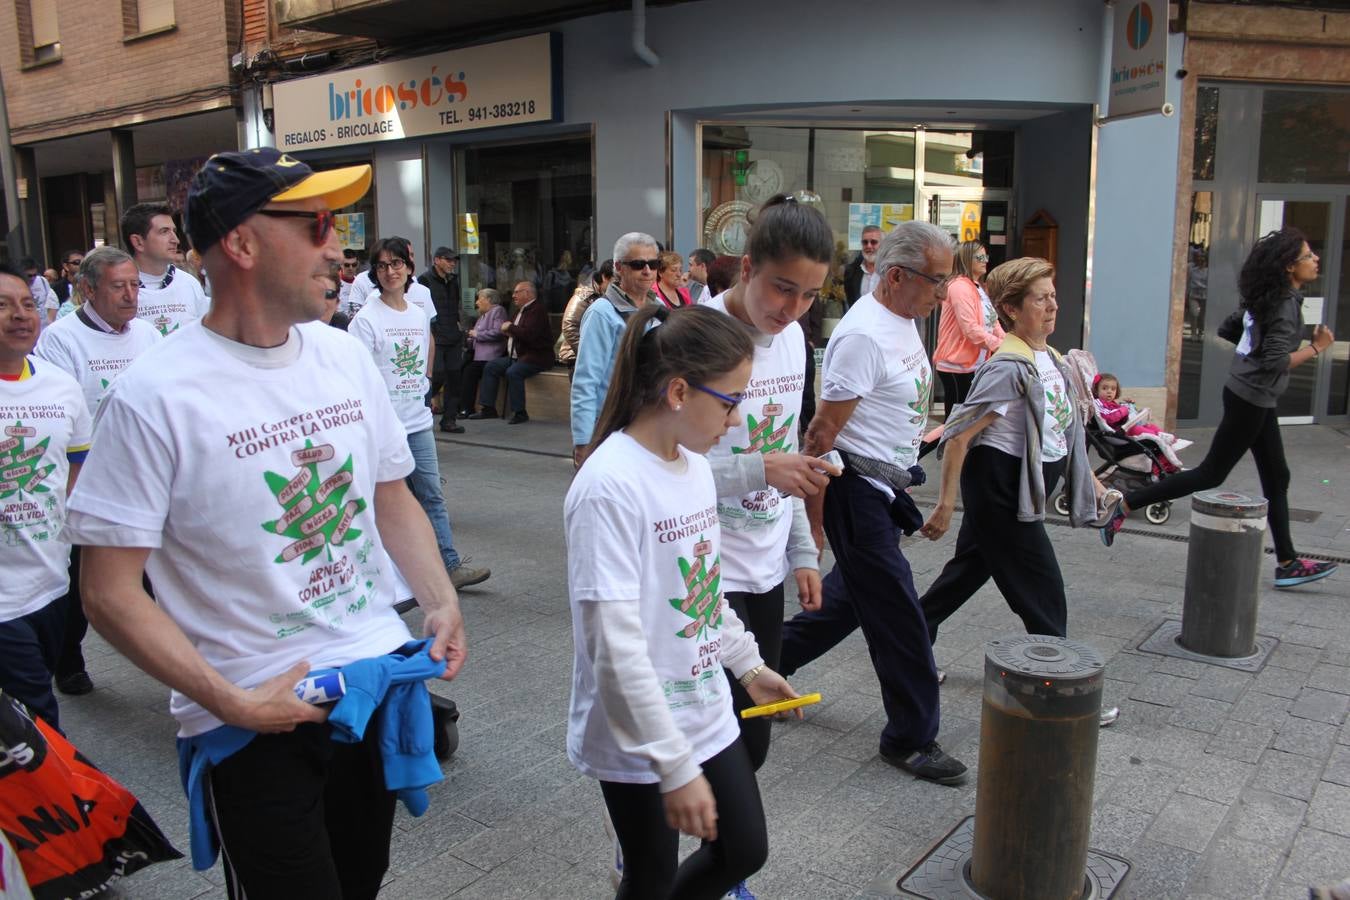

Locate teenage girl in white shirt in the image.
[565,303,801,899]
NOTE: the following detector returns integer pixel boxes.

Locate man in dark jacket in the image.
[468,282,553,424]
[843,224,883,307]
[418,247,464,433]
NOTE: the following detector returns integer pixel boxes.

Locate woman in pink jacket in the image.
[934,241,1004,414]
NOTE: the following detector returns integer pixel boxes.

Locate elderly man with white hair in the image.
[778,220,970,787]
[569,231,659,467]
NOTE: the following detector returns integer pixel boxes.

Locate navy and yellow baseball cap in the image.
[184,147,371,252]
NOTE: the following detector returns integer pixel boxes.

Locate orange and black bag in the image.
[0,692,181,899]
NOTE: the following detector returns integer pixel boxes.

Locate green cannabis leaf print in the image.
[732,398,794,455]
[390,337,424,377]
[909,367,931,425]
[0,422,54,499]
[668,539,723,640]
[261,439,366,564]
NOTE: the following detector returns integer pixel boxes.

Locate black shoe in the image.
[56,671,94,696]
[466,408,497,420]
[880,741,968,785]
[507,412,529,425]
[440,421,465,434]
[430,696,460,761]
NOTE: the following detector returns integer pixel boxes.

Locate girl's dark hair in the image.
[706,255,741,296]
[1238,228,1307,322]
[1093,372,1119,399]
[592,258,615,289]
[745,194,833,267]
[586,304,754,458]
[368,237,414,292]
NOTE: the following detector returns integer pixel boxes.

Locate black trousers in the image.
[0,595,68,729]
[723,583,784,771]
[208,723,397,900]
[920,446,1068,643]
[937,370,974,417]
[779,470,940,755]
[54,545,86,680]
[460,359,489,414]
[1125,386,1296,561]
[430,341,463,425]
[600,739,767,900]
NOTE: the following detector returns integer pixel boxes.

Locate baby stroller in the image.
[1053,349,1189,526]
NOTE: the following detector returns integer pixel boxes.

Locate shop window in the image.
[1330,204,1350,417]
[122,0,175,36]
[1192,86,1219,182]
[1177,191,1212,420]
[1258,89,1350,185]
[700,125,1013,322]
[457,136,594,315]
[17,0,62,65]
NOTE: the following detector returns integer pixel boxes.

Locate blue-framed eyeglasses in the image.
[693,383,744,411]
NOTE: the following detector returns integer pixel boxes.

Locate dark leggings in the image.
[1125,387,1295,561]
[920,447,1068,642]
[938,370,975,416]
[724,584,784,771]
[600,739,768,900]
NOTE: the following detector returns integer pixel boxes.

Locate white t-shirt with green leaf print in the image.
[820,292,932,500]
[1,360,92,622]
[703,292,806,594]
[349,295,434,435]
[64,321,415,737]
[34,312,161,420]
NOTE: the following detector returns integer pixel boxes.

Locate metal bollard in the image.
[1179,490,1268,658]
[971,635,1104,900]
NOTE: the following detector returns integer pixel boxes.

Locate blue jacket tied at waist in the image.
[176,639,448,869]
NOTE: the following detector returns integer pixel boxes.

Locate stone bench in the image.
[489,366,571,423]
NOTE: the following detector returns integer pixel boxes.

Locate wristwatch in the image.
[738,664,766,687]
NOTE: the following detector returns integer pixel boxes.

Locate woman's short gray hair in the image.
[477,287,505,307]
[78,246,135,293]
[612,232,658,264]
[875,221,955,279]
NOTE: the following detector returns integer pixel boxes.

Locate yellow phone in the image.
[739,693,822,719]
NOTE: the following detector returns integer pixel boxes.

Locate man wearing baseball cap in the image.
[64,148,467,899]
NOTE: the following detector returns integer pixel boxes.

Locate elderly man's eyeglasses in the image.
[255,209,335,246]
[375,259,407,273]
[693,383,744,413]
[623,258,661,271]
[861,238,880,247]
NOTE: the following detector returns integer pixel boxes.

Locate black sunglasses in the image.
[623,258,661,271]
[254,209,335,246]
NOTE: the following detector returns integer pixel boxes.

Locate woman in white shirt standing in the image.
[701,194,838,782]
[350,238,488,589]
[566,303,800,899]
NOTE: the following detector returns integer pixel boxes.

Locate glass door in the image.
[1254,197,1343,423]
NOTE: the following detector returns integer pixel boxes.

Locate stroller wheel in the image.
[1053,492,1071,517]
[1144,502,1171,525]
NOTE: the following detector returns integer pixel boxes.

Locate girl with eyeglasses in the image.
[1101,228,1337,589]
[566,303,800,900]
[933,241,1004,415]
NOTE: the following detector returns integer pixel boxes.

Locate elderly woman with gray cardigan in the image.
[917,257,1105,647]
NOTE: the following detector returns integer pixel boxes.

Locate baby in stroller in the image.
[1092,372,1188,472]
[1057,351,1191,525]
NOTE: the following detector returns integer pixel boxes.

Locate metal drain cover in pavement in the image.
[897,817,1130,899]
[1137,618,1278,673]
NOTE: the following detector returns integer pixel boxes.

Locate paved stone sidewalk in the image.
[54,425,1350,899]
